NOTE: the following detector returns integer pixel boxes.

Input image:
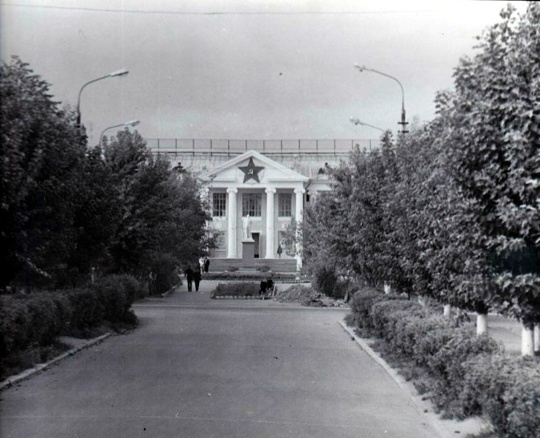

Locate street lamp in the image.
[76,69,129,127]
[354,64,408,134]
[349,117,386,133]
[99,120,140,148]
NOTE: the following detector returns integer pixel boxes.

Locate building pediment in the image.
[202,150,309,186]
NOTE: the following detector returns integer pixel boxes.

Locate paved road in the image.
[1,281,438,438]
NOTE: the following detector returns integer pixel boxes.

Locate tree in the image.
[0,57,87,290]
[443,3,540,353]
[104,130,210,293]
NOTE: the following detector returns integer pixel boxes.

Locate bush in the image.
[0,296,32,356]
[256,265,271,272]
[346,280,539,434]
[0,274,140,380]
[91,274,140,322]
[390,314,453,363]
[26,293,72,346]
[370,299,418,337]
[62,287,104,331]
[348,287,404,330]
[0,293,73,357]
[461,354,540,436]
[427,329,502,416]
[311,263,338,296]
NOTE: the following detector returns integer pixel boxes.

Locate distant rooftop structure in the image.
[145,138,382,157]
[145,138,382,178]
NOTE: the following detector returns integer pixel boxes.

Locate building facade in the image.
[149,139,379,270]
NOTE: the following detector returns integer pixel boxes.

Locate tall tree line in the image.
[0,57,209,293]
[303,3,539,348]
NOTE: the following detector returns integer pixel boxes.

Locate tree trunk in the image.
[521,324,534,356]
[476,312,488,335]
[535,324,540,353]
[384,283,391,295]
[443,304,451,318]
[418,295,428,308]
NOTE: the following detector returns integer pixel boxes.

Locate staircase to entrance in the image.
[209,258,297,273]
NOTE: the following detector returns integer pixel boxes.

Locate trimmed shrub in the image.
[26,293,72,346]
[346,281,539,434]
[0,296,32,356]
[91,274,139,322]
[62,287,103,331]
[390,315,453,363]
[348,287,407,330]
[0,274,140,380]
[311,263,338,297]
[412,322,457,367]
[211,282,259,298]
[0,293,73,356]
[370,299,418,337]
[428,329,502,415]
[460,354,540,435]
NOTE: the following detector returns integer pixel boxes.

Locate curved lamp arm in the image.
[349,117,386,133]
[99,120,140,147]
[354,64,408,133]
[76,69,129,127]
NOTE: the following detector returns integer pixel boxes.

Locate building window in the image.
[212,193,226,217]
[242,193,262,217]
[278,193,292,217]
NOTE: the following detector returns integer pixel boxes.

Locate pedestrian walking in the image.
[184,265,194,292]
[277,244,283,259]
[203,256,210,273]
[194,265,202,292]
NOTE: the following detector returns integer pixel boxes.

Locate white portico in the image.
[202,150,309,266]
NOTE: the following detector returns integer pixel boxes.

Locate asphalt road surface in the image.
[1,282,439,437]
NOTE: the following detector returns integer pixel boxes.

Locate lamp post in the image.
[76,69,129,128]
[99,120,140,148]
[354,64,408,134]
[349,117,386,133]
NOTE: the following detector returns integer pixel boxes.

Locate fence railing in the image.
[144,138,381,156]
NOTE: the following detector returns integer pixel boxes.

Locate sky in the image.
[0,0,530,146]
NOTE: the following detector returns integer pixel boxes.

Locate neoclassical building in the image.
[203,150,312,261]
[149,139,378,269]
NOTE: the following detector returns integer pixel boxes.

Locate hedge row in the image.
[349,288,540,438]
[0,274,142,359]
[211,282,260,298]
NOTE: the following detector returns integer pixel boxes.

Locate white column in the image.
[227,188,238,258]
[294,187,305,271]
[265,187,276,258]
[294,187,305,225]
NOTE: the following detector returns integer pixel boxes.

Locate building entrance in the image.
[252,233,260,258]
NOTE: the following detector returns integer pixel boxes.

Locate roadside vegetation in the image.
[0,57,211,379]
[298,4,539,437]
[300,3,540,354]
[345,288,540,438]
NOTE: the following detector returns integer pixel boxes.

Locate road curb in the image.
[0,333,111,392]
[338,321,492,438]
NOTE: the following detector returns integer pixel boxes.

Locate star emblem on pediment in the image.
[239,157,264,183]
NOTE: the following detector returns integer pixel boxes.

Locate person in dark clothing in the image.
[193,265,202,292]
[203,256,210,273]
[184,265,194,292]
